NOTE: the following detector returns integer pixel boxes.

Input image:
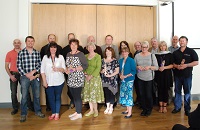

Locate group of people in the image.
[5,33,199,123]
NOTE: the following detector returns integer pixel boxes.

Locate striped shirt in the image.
[17,48,41,76]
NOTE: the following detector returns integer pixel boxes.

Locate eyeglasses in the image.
[142,46,148,48]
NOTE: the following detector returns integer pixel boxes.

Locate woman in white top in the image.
[41,42,66,121]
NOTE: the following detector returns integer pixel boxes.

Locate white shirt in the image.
[41,55,66,86]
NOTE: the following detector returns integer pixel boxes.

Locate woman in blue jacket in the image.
[119,47,136,119]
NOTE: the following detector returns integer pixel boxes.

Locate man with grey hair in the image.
[168,36,179,53]
[148,37,159,54]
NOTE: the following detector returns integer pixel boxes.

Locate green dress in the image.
[82,53,104,103]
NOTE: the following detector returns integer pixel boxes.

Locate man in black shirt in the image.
[172,36,199,116]
[40,34,62,111]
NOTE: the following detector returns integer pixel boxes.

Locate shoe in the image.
[121,111,128,114]
[140,110,146,116]
[146,110,152,116]
[185,111,190,116]
[48,115,55,120]
[20,115,26,122]
[68,112,77,118]
[54,115,60,121]
[159,106,163,113]
[104,108,109,114]
[85,112,94,117]
[93,112,98,117]
[11,109,18,115]
[124,114,132,119]
[171,108,181,114]
[46,107,51,111]
[162,106,167,113]
[108,108,113,115]
[70,114,82,120]
[35,112,45,118]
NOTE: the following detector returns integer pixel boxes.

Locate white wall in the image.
[0,0,199,103]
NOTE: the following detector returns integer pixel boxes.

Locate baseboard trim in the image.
[0,94,200,108]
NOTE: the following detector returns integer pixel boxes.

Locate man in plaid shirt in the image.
[17,36,45,122]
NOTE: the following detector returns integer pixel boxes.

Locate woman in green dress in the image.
[82,42,104,117]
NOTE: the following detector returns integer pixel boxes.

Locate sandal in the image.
[108,108,113,115]
[159,106,163,113]
[163,106,167,113]
[48,114,55,120]
[54,115,60,121]
[104,108,109,114]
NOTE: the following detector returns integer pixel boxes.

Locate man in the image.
[101,35,119,59]
[172,36,198,116]
[62,33,84,109]
[40,34,62,111]
[148,37,159,54]
[17,36,45,122]
[133,41,142,107]
[168,35,179,105]
[5,39,34,115]
[83,35,103,58]
[168,35,179,53]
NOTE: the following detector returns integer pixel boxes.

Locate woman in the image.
[119,41,133,59]
[65,39,88,120]
[155,41,173,113]
[41,42,66,120]
[119,47,136,118]
[134,41,158,116]
[82,42,104,118]
[101,47,119,115]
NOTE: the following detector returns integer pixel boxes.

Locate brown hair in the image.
[121,47,130,53]
[104,47,115,59]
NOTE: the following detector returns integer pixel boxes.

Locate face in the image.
[105,36,113,46]
[160,45,167,51]
[172,36,179,46]
[26,38,35,48]
[179,38,187,47]
[134,42,141,51]
[48,35,56,43]
[87,36,95,43]
[68,34,75,41]
[50,47,57,54]
[87,45,95,53]
[70,42,78,51]
[13,39,21,49]
[106,49,112,57]
[121,42,127,49]
[141,45,149,53]
[122,50,129,58]
[151,39,158,48]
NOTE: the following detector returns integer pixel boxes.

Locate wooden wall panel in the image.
[97,5,126,46]
[65,5,96,47]
[126,6,154,53]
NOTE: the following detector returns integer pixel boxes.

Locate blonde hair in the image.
[86,42,96,50]
[159,41,168,51]
[141,41,149,48]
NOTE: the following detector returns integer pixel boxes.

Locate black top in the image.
[61,44,84,60]
[173,47,198,77]
[133,50,142,58]
[83,45,103,58]
[40,43,62,60]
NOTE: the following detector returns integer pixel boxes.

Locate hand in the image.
[76,66,83,71]
[137,66,144,71]
[179,64,187,70]
[29,75,36,81]
[120,74,126,80]
[25,70,35,79]
[159,66,165,72]
[52,67,59,72]
[10,75,17,82]
[144,66,151,71]
[105,74,112,78]
[65,69,70,74]
[101,69,105,74]
[86,75,93,81]
[43,82,48,88]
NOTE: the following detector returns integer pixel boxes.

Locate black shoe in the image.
[28,107,35,112]
[20,115,26,122]
[35,112,45,118]
[146,110,152,116]
[46,107,51,111]
[121,111,128,114]
[185,111,190,116]
[171,108,181,114]
[11,109,18,115]
[124,114,132,119]
[140,110,146,116]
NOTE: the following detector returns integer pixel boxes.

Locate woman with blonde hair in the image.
[155,41,173,113]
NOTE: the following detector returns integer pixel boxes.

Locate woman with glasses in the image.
[134,41,158,116]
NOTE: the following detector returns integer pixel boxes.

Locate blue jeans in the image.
[20,76,41,115]
[174,76,192,111]
[46,82,64,114]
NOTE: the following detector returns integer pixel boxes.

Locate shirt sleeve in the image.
[40,56,46,73]
[91,54,101,77]
[17,51,25,75]
[5,52,11,62]
[79,52,88,70]
[130,58,136,76]
[191,49,199,61]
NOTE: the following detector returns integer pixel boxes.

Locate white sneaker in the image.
[70,114,82,120]
[68,112,77,118]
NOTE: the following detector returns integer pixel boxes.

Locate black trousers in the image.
[103,87,115,104]
[69,87,82,114]
[64,74,74,104]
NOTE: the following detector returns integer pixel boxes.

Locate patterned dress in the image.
[120,81,134,106]
[82,54,104,103]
